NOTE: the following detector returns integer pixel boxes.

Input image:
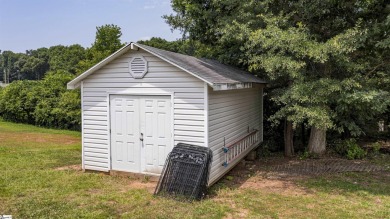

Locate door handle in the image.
[140,133,144,141]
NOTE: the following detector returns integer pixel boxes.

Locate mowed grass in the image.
[1,120,389,218]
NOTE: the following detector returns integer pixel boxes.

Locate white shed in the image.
[67,42,266,185]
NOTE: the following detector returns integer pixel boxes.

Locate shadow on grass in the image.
[303,171,390,196]
[208,155,390,198]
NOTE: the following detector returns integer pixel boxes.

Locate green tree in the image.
[165,0,390,155]
[48,45,85,74]
[138,37,183,53]
[0,50,3,82]
[1,51,19,83]
[93,24,123,54]
[77,24,124,73]
[22,55,48,80]
[27,47,50,80]
[1,48,49,82]
[138,37,218,58]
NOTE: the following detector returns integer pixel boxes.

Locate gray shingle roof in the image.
[135,43,267,85]
[68,42,267,90]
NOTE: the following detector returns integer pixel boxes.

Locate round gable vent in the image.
[129,56,148,79]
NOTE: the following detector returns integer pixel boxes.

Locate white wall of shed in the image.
[81,49,206,172]
[208,85,263,184]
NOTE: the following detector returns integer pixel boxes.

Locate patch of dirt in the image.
[239,176,308,195]
[87,188,102,195]
[218,156,387,196]
[126,181,157,193]
[221,167,310,196]
[0,132,79,145]
[110,176,157,194]
[55,164,82,171]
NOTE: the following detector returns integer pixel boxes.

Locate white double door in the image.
[110,95,172,174]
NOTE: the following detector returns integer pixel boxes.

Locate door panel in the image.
[110,95,140,172]
[110,95,171,174]
[140,96,172,174]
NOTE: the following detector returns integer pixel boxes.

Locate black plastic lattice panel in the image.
[154,143,213,201]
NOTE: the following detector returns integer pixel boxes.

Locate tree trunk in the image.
[301,123,306,147]
[284,120,294,157]
[308,126,326,155]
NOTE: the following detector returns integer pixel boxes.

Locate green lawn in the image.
[1,120,389,218]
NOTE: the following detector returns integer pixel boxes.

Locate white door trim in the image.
[107,92,174,172]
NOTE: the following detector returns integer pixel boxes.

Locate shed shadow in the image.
[207,156,390,198]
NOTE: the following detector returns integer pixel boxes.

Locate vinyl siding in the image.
[81,49,205,171]
[208,86,263,184]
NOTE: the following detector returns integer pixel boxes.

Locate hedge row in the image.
[0,71,81,130]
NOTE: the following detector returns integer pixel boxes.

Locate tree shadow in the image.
[208,156,390,197]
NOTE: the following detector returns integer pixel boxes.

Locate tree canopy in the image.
[77,24,125,73]
[165,0,390,154]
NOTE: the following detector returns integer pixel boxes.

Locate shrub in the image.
[299,150,311,160]
[257,142,272,158]
[34,98,57,127]
[0,80,39,123]
[335,138,367,160]
[52,90,81,130]
[371,142,381,153]
[346,144,367,160]
[0,70,81,130]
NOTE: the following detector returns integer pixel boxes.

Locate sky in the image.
[0,0,182,53]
